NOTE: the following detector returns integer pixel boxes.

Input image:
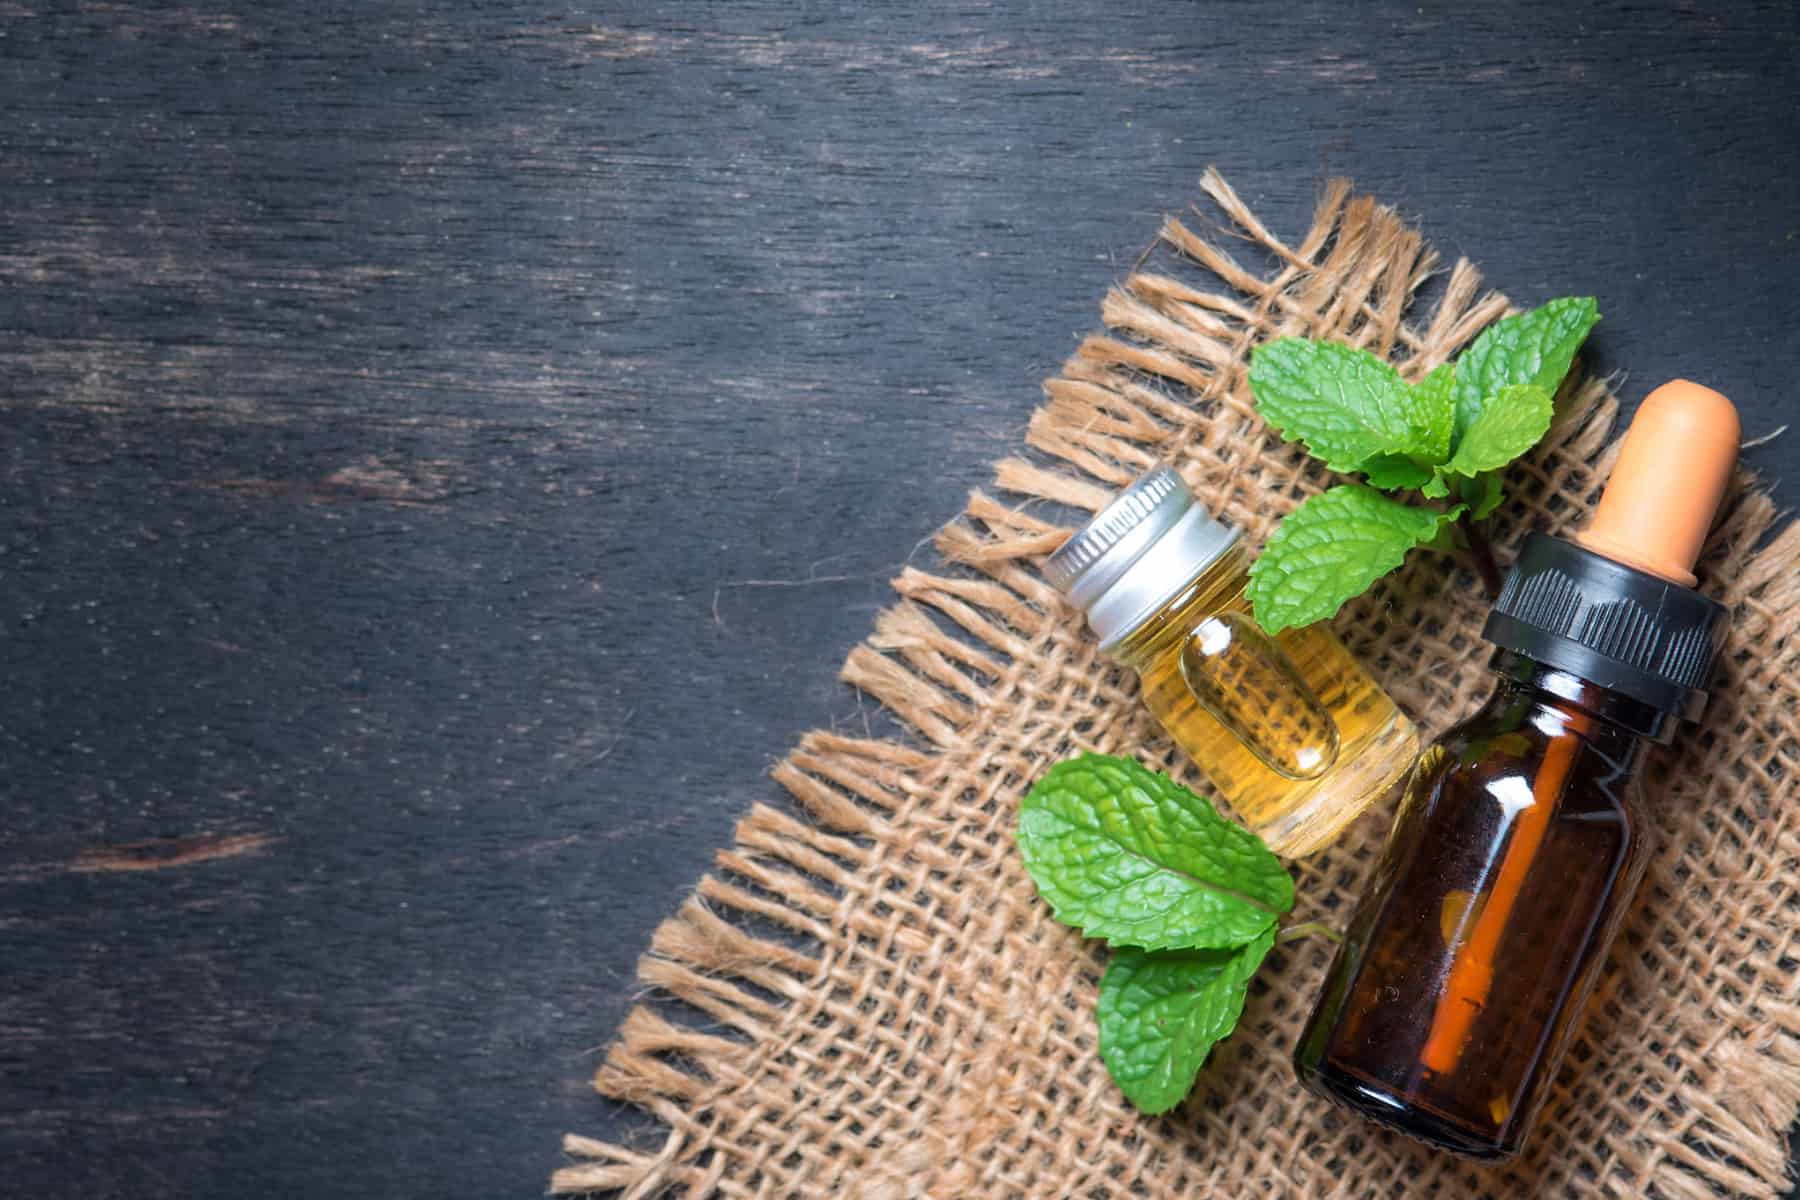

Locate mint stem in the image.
[1458,514,1504,599]
[1275,920,1344,945]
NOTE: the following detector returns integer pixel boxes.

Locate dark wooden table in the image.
[4,3,1796,1195]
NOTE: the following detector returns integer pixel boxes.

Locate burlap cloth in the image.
[558,172,1800,1198]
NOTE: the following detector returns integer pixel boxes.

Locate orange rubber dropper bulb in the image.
[1575,380,1741,585]
[1419,380,1741,1078]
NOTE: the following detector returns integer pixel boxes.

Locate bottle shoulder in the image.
[1421,689,1647,827]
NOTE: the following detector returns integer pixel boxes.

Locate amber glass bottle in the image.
[1294,644,1662,1158]
[1295,380,1738,1161]
[1045,467,1417,857]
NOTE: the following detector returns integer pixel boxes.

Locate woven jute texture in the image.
[559,172,1800,1198]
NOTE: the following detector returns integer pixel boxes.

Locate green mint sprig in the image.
[1016,753,1322,1114]
[1245,297,1600,634]
[1017,752,1292,949]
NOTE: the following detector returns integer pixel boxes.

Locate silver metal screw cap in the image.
[1044,466,1240,648]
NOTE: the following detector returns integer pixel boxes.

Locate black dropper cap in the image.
[1481,531,1728,720]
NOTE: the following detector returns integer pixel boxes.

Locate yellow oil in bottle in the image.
[1109,542,1417,855]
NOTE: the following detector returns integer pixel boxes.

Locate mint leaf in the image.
[1015,754,1293,950]
[1410,361,1456,462]
[1441,383,1552,479]
[1097,928,1276,1114]
[1249,339,1445,474]
[1450,297,1599,445]
[1247,485,1443,634]
[1360,454,1434,490]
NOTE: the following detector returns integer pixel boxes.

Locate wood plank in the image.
[1,2,1795,1194]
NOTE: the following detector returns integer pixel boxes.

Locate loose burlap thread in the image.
[559,171,1800,1198]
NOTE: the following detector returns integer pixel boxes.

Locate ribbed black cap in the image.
[1481,532,1729,720]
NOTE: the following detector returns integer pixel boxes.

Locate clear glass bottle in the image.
[1045,467,1418,856]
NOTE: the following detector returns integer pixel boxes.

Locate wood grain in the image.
[1,1,1795,1195]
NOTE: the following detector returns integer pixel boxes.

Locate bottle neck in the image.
[1109,542,1250,665]
[1487,648,1671,747]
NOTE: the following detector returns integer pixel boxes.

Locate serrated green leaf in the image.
[1420,472,1450,499]
[1411,362,1456,462]
[1441,384,1552,479]
[1015,754,1293,950]
[1249,339,1444,473]
[1247,485,1443,634]
[1450,297,1599,445]
[1097,928,1276,1114]
[1360,454,1434,490]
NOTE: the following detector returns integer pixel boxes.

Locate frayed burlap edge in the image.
[558,170,1800,1199]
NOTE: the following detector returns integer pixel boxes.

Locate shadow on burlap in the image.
[558,171,1800,1198]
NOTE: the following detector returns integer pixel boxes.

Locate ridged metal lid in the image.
[1045,466,1239,648]
[1043,467,1189,595]
[1482,531,1729,719]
